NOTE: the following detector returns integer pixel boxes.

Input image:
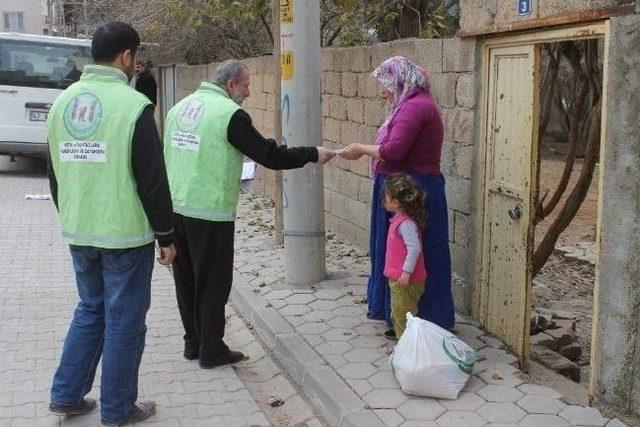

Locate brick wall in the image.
[168,37,479,311]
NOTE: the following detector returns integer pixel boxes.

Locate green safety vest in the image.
[47,64,154,249]
[163,82,243,221]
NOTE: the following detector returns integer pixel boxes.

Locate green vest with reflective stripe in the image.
[163,82,243,221]
[47,65,154,249]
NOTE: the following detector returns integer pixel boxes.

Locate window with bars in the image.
[3,12,24,30]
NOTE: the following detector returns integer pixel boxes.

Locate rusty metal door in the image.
[480,44,539,369]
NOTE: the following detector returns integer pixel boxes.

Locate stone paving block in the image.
[302,310,336,323]
[397,398,446,420]
[559,405,608,426]
[314,288,346,300]
[322,328,356,342]
[302,366,365,425]
[518,414,571,427]
[347,378,374,396]
[439,392,485,411]
[479,335,505,350]
[477,402,526,424]
[478,366,524,387]
[517,394,566,414]
[401,421,438,427]
[454,323,484,340]
[265,289,292,301]
[279,304,311,317]
[316,341,353,356]
[363,389,408,409]
[369,371,399,389]
[436,410,488,427]
[516,383,562,398]
[344,348,380,364]
[325,354,348,369]
[342,409,387,427]
[328,316,361,329]
[350,335,385,349]
[463,375,487,393]
[353,323,386,337]
[310,300,341,311]
[303,333,325,347]
[477,384,524,403]
[333,306,361,317]
[284,293,316,305]
[337,363,377,380]
[605,418,627,427]
[298,322,331,335]
[374,409,405,426]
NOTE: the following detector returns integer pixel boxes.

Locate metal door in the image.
[159,65,176,132]
[480,44,539,369]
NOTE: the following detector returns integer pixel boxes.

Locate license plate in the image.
[28,111,48,122]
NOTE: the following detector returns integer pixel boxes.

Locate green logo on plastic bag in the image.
[442,336,476,374]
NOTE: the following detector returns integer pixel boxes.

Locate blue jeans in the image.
[50,243,154,423]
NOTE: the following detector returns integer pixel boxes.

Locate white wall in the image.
[0,0,44,35]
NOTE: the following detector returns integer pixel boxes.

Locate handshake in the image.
[317,144,365,165]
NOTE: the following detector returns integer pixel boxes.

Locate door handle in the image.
[508,204,523,220]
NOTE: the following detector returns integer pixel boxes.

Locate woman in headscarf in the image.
[340,56,454,332]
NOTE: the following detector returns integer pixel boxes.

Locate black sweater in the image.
[49,107,318,247]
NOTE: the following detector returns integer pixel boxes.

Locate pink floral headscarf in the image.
[371,56,430,171]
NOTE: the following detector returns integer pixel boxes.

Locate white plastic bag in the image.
[390,313,476,399]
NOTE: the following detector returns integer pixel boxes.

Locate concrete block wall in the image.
[459,0,635,35]
[170,38,479,309]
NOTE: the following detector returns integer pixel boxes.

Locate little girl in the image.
[382,174,427,340]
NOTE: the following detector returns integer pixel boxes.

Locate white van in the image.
[0,33,92,158]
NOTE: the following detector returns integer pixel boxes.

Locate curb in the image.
[230,272,385,427]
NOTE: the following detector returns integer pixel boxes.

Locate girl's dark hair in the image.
[382,174,427,229]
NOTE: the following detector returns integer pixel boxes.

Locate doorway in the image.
[474,22,608,381]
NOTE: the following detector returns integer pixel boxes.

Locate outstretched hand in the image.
[339,144,364,161]
[157,244,176,265]
[316,147,336,165]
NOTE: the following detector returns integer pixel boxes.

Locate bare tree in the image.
[533,39,602,276]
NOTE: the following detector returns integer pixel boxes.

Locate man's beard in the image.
[231,90,246,105]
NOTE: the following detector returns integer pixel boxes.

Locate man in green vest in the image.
[164,59,334,369]
[47,22,175,425]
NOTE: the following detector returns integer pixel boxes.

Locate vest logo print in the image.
[171,131,201,151]
[63,93,103,140]
[178,99,205,131]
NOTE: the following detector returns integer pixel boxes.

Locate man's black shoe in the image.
[199,350,246,369]
[183,350,199,361]
[49,397,97,416]
[384,328,397,340]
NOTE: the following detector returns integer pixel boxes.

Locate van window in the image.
[0,39,92,89]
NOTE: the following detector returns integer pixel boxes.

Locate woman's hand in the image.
[339,144,364,160]
[316,147,336,164]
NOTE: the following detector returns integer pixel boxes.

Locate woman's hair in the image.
[382,174,427,230]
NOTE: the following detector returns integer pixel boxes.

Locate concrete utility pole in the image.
[280,0,326,284]
[272,0,284,247]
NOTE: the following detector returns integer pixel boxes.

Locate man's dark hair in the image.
[91,21,140,63]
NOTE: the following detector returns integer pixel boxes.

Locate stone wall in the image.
[458,0,635,35]
[168,38,479,313]
[591,13,640,425]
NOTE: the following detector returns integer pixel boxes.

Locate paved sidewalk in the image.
[231,192,625,427]
[0,159,324,427]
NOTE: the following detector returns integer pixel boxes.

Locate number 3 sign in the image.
[518,0,532,16]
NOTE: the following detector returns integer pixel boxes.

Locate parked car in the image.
[0,32,92,159]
